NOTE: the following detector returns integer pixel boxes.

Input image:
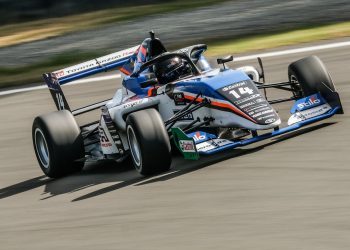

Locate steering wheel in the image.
[131,52,200,77]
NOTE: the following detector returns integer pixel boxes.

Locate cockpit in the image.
[121,31,212,95]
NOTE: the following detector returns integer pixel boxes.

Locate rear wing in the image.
[43,45,139,114]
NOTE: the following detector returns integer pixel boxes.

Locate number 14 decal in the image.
[55,93,65,110]
[229,87,254,99]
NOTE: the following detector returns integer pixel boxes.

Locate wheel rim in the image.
[127,125,142,169]
[34,128,50,169]
[290,75,304,98]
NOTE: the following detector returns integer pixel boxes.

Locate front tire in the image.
[32,110,85,178]
[288,55,335,98]
[126,109,172,176]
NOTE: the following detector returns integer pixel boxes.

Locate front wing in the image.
[172,93,342,158]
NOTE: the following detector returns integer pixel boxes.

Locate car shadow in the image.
[0,159,134,200]
[0,122,335,202]
[71,122,336,202]
[0,175,52,199]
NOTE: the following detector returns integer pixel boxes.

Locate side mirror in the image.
[140,78,158,88]
[217,55,233,69]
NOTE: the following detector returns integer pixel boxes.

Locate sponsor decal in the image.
[66,62,96,75]
[297,95,321,110]
[55,93,65,110]
[173,92,186,106]
[122,99,144,109]
[97,47,136,65]
[251,109,273,118]
[196,139,233,152]
[291,93,325,113]
[222,81,246,92]
[257,113,276,121]
[217,79,278,125]
[234,94,261,105]
[101,107,125,154]
[54,70,65,78]
[265,118,276,124]
[99,127,112,147]
[243,104,268,112]
[257,115,276,122]
[171,127,199,160]
[255,98,265,103]
[179,140,196,152]
[248,106,270,116]
[187,131,216,144]
[173,110,194,120]
[288,103,331,125]
[240,101,255,109]
[53,45,138,78]
[192,132,207,142]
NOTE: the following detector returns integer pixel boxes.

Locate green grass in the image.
[0,0,228,48]
[1,21,350,89]
[206,21,350,56]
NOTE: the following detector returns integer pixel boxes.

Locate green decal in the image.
[171,127,199,160]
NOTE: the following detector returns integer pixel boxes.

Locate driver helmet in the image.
[154,57,192,84]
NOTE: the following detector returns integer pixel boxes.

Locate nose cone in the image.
[213,70,280,126]
[175,69,281,126]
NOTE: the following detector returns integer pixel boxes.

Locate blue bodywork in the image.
[187,131,217,144]
[174,69,250,99]
[123,68,252,101]
[290,93,327,114]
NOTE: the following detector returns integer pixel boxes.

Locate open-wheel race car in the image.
[32,31,343,178]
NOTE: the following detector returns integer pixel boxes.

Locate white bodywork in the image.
[236,66,260,82]
[99,66,281,156]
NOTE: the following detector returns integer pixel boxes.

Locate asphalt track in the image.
[0,40,350,250]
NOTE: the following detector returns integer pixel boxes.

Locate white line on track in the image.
[1,40,350,97]
[234,40,350,62]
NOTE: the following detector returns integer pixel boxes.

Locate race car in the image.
[32,31,343,178]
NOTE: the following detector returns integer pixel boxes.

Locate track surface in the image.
[0,40,350,249]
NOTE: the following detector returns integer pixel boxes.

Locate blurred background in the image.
[0,0,162,24]
[0,0,350,88]
[1,3,350,249]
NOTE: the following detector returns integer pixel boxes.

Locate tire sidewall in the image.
[32,111,84,178]
[32,117,59,177]
[126,109,171,175]
[126,124,143,171]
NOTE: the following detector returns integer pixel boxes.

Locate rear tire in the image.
[126,109,172,176]
[32,110,85,178]
[288,56,335,98]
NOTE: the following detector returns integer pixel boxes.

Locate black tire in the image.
[288,55,335,97]
[32,110,85,178]
[126,108,172,176]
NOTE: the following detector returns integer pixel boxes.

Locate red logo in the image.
[180,140,195,152]
[55,70,65,78]
[192,132,206,142]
